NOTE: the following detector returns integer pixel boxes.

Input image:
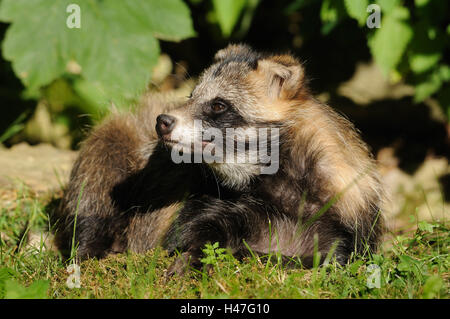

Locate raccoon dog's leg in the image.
[163,197,360,273]
[163,196,265,273]
[288,216,355,268]
[161,196,307,274]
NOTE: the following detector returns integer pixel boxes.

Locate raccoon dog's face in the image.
[156,44,307,189]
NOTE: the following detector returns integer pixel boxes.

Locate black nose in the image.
[156,114,176,137]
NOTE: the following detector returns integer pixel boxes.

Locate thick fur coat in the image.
[54,44,385,271]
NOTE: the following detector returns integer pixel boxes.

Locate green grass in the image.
[0,186,448,299]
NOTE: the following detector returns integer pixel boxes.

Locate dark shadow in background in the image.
[330,95,449,174]
[0,23,35,139]
[438,174,450,202]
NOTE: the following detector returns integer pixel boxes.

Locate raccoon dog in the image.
[54,44,384,272]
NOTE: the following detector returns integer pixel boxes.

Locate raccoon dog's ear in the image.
[214,43,254,62]
[256,55,304,100]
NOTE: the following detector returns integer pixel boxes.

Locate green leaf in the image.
[397,255,425,280]
[0,267,18,299]
[414,81,440,102]
[119,0,195,41]
[375,0,400,14]
[348,260,364,275]
[344,0,369,26]
[371,254,384,266]
[408,23,445,74]
[320,0,341,35]
[0,0,194,107]
[320,0,346,34]
[414,68,444,102]
[321,0,338,23]
[410,53,442,74]
[438,65,450,82]
[4,279,49,299]
[418,221,435,233]
[415,0,430,7]
[71,79,113,116]
[421,276,443,299]
[1,0,67,92]
[368,6,413,77]
[213,0,247,37]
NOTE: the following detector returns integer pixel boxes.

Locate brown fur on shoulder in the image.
[247,49,385,250]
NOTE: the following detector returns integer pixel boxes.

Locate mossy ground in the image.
[0,186,448,299]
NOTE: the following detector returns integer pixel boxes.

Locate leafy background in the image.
[0,0,448,149]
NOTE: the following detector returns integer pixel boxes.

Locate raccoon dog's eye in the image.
[211,100,228,114]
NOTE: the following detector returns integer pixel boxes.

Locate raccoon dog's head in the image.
[156,44,308,190]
